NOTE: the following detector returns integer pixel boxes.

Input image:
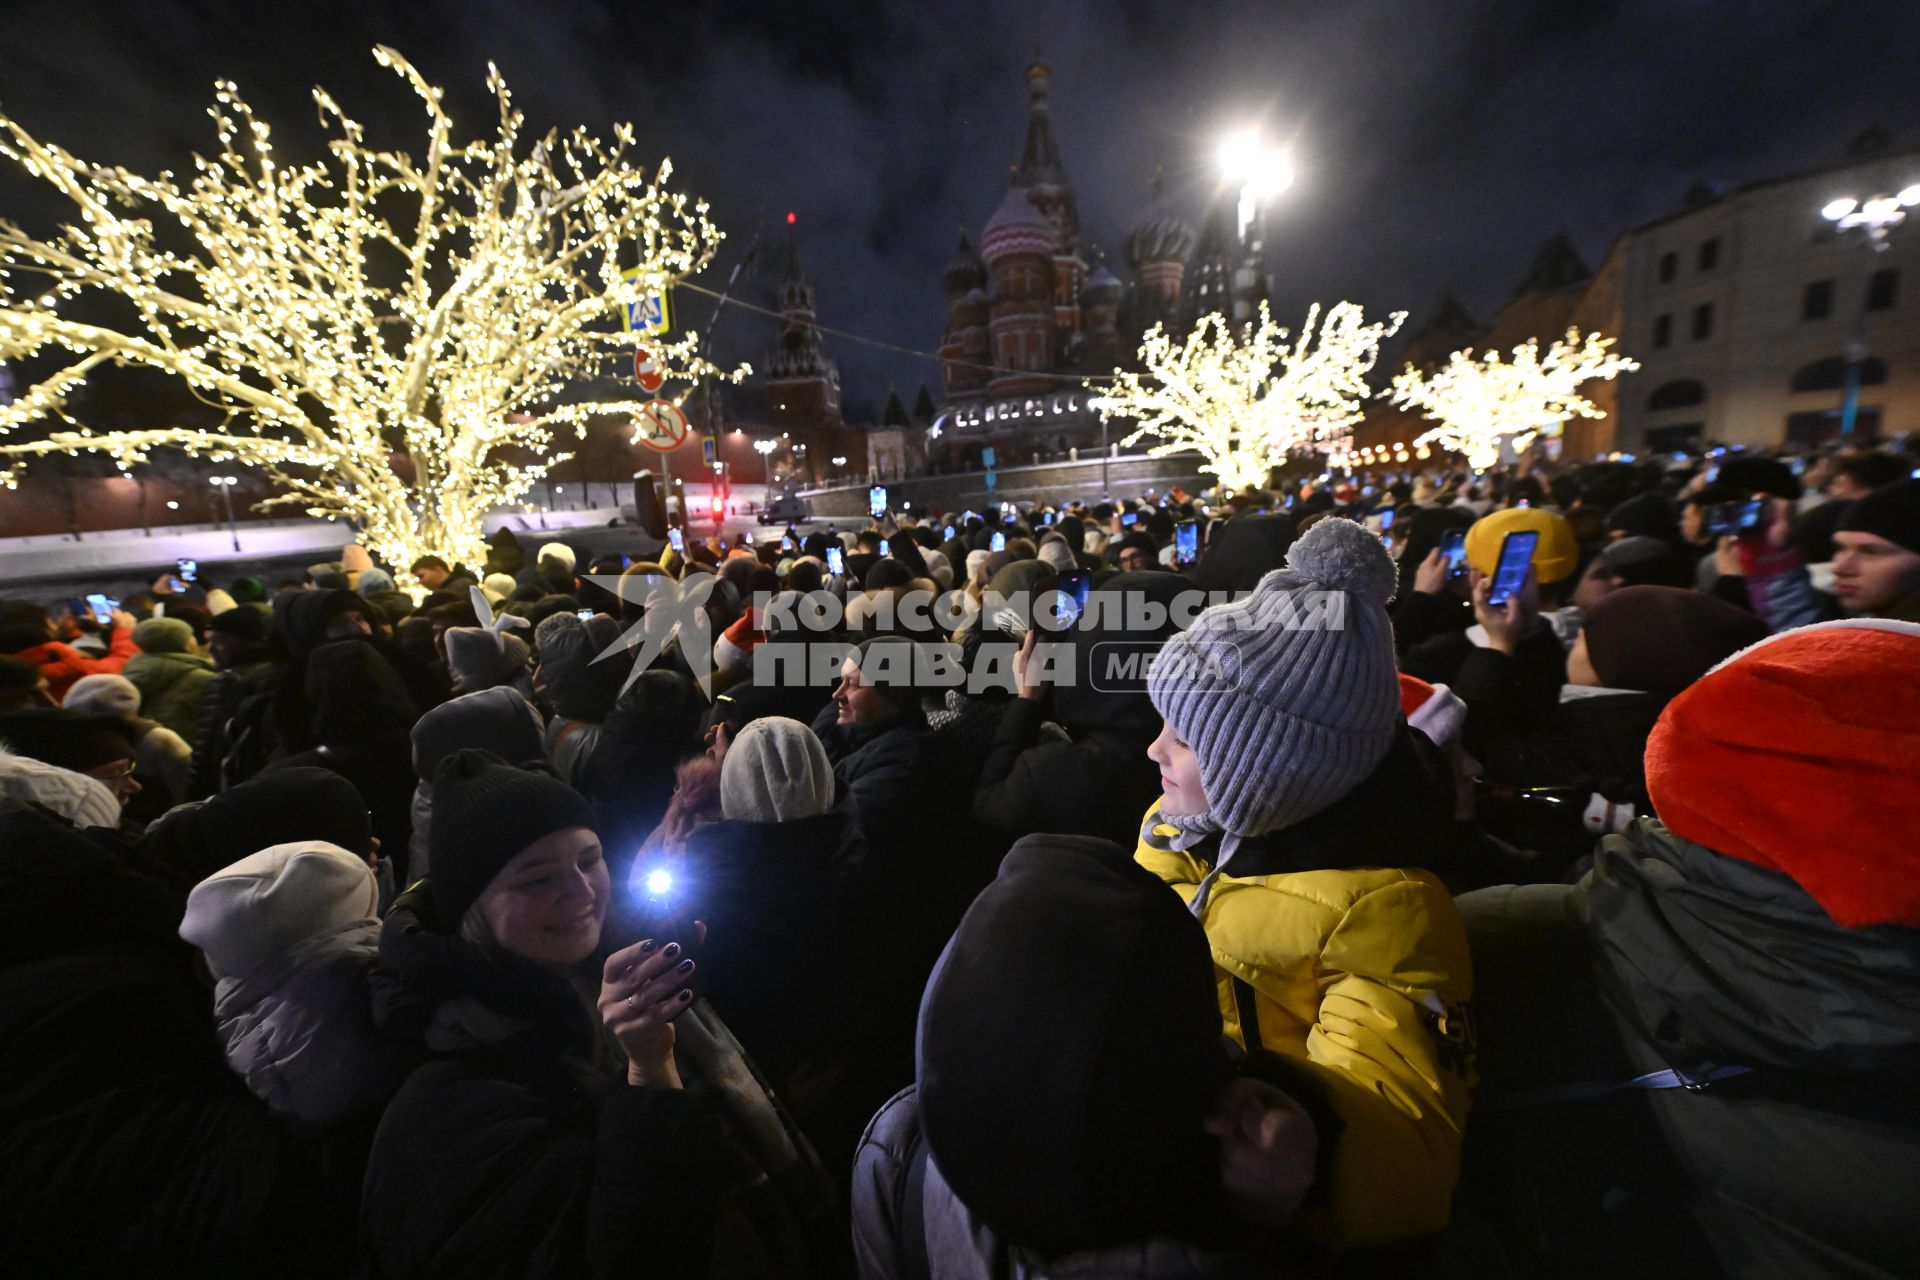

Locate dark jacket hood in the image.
[304,639,418,749]
[533,611,629,722]
[1056,570,1188,740]
[272,589,365,664]
[1193,513,1297,595]
[1582,821,1920,1077]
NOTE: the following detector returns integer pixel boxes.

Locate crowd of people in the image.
[1,439,1917,1278]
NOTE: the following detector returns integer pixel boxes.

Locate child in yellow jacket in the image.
[1135,516,1475,1251]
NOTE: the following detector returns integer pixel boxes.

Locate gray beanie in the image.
[1147,517,1400,910]
[718,716,835,825]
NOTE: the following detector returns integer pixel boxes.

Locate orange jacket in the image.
[9,629,138,704]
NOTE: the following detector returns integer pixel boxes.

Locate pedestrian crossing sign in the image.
[619,268,673,335]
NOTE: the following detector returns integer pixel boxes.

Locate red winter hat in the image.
[1645,619,1920,928]
[1398,673,1466,747]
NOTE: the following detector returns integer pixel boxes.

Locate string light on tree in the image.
[0,47,745,580]
[1091,301,1402,494]
[1386,328,1638,470]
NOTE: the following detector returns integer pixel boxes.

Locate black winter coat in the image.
[0,805,364,1277]
[970,699,1161,852]
[1402,622,1567,747]
[1459,822,1920,1279]
[809,706,933,863]
[188,657,280,797]
[362,886,728,1279]
[1474,689,1664,876]
[681,804,914,1181]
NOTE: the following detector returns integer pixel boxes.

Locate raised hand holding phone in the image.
[1471,563,1538,655]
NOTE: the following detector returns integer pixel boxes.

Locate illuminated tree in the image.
[0,47,743,576]
[1093,301,1403,493]
[1386,328,1639,470]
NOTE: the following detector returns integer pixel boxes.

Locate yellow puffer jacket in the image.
[1134,800,1475,1251]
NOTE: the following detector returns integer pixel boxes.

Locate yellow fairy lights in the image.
[1386,328,1638,471]
[0,47,745,576]
[1091,301,1403,494]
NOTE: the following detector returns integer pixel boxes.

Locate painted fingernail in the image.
[640,940,657,953]
[677,959,695,974]
[678,989,694,1002]
[663,942,681,958]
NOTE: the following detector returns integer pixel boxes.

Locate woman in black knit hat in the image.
[360,749,726,1277]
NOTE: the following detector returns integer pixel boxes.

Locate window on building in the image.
[1790,355,1889,393]
[1653,313,1672,348]
[1657,252,1677,284]
[1803,279,1834,320]
[1645,423,1704,453]
[1786,408,1881,446]
[1697,237,1720,271]
[1868,268,1899,311]
[1691,303,1714,341]
[1647,379,1707,411]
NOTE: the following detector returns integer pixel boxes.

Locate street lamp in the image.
[753,438,777,496]
[1217,130,1293,241]
[1216,130,1292,326]
[1822,184,1919,435]
[208,474,241,552]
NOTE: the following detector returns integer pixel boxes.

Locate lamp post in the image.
[208,474,241,552]
[1822,184,1920,436]
[1216,130,1292,325]
[753,438,777,500]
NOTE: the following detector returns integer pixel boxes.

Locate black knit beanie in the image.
[429,748,597,928]
[917,835,1229,1253]
[1837,478,1920,555]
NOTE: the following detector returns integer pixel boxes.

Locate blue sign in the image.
[619,267,673,335]
[984,469,997,491]
[701,435,717,466]
[980,446,997,469]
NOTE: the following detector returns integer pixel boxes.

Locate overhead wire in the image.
[671,278,1119,387]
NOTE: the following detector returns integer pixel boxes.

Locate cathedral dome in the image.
[952,286,990,325]
[980,188,1056,265]
[1080,263,1123,306]
[943,229,988,296]
[1124,179,1196,270]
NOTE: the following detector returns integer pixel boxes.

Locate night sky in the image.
[3,0,1915,423]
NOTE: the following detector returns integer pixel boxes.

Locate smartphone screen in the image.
[826,546,845,576]
[176,558,198,584]
[1487,530,1540,606]
[879,539,890,557]
[576,608,594,622]
[869,486,888,519]
[1708,499,1766,537]
[1121,511,1138,527]
[780,536,795,552]
[990,531,1006,553]
[668,527,685,553]
[1378,507,1395,531]
[86,593,114,625]
[1175,520,1198,567]
[1043,512,1055,526]
[1055,570,1092,631]
[943,525,955,541]
[1440,529,1469,578]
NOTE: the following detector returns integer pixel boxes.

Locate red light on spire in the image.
[786,211,797,225]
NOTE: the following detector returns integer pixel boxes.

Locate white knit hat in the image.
[718,716,835,825]
[537,541,577,575]
[0,747,120,828]
[62,673,142,720]
[178,841,379,982]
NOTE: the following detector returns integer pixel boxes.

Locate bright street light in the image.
[752,437,777,490]
[1218,129,1292,239]
[1820,181,1917,436]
